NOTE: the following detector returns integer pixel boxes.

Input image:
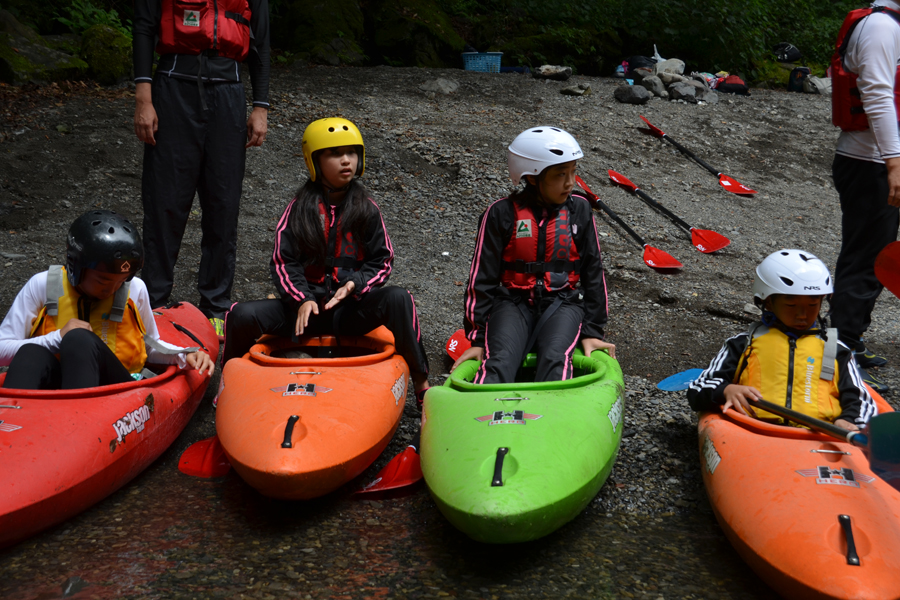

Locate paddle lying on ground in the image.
[607,169,730,253]
[640,115,757,195]
[178,435,231,478]
[575,176,682,270]
[743,397,900,492]
[356,431,423,494]
[875,241,900,299]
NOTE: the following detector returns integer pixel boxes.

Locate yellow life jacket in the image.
[736,323,842,426]
[29,265,148,374]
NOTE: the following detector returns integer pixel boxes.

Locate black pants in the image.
[141,75,247,319]
[831,154,900,346]
[3,329,134,390]
[222,286,430,376]
[475,295,584,384]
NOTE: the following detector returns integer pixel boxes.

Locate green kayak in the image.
[421,350,625,543]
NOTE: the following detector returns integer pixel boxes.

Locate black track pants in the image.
[3,329,134,390]
[222,286,430,376]
[141,75,247,319]
[475,296,584,384]
[831,154,900,346]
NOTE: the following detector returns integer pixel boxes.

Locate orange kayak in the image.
[698,392,900,600]
[215,326,408,499]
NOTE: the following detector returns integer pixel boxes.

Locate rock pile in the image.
[616,58,718,105]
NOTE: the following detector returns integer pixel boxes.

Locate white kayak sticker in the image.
[0,420,22,433]
[391,374,406,405]
[607,396,623,433]
[702,435,721,474]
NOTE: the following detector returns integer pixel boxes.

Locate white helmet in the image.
[753,249,833,301]
[507,126,584,185]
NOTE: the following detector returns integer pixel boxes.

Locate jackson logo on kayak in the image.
[391,374,406,405]
[112,404,152,443]
[795,467,876,488]
[0,420,22,433]
[270,383,333,397]
[475,410,542,425]
[702,436,722,474]
[607,396,623,433]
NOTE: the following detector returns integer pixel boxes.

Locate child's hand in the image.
[451,346,484,372]
[60,319,92,337]
[582,337,616,359]
[722,384,761,417]
[324,281,355,310]
[295,300,319,336]
[186,351,214,375]
[834,418,860,432]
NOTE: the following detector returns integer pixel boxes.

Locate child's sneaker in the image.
[415,387,429,412]
[858,367,890,394]
[853,340,887,369]
[209,317,225,339]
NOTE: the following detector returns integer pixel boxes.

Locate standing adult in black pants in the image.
[132,0,271,336]
[830,0,900,392]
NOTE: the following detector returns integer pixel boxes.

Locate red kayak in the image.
[0,302,218,549]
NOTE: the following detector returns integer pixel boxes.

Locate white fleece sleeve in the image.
[0,272,62,366]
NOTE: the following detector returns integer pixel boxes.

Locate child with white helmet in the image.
[453,126,614,383]
[687,249,877,431]
[223,118,430,403]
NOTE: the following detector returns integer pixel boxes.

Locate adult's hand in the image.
[581,337,616,359]
[133,82,158,146]
[60,319,92,338]
[246,106,268,148]
[721,384,761,417]
[295,300,319,336]
[451,346,484,372]
[887,157,900,207]
[324,281,355,310]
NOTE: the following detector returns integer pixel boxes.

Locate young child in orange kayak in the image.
[0,210,213,389]
[451,126,614,383]
[688,249,876,430]
[223,118,430,403]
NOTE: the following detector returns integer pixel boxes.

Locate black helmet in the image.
[66,210,143,287]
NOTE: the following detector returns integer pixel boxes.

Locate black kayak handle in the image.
[281,415,300,448]
[839,515,860,566]
[491,447,509,487]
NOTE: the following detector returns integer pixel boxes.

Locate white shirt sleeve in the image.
[129,278,191,368]
[0,272,62,366]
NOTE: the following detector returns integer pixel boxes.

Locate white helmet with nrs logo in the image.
[753,249,833,302]
[507,126,583,185]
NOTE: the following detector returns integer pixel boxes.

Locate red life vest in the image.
[500,199,580,291]
[832,6,900,131]
[156,0,252,62]
[303,200,364,286]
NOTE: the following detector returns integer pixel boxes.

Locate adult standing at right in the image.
[831,0,900,392]
[132,0,271,336]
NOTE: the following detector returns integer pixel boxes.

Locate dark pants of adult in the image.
[475,294,584,384]
[831,154,900,347]
[141,75,247,319]
[222,286,430,375]
[3,329,133,390]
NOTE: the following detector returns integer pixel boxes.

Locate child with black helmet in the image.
[0,210,214,389]
[453,126,614,383]
[223,118,430,402]
[687,249,877,431]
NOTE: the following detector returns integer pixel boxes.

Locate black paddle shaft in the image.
[592,197,648,249]
[661,135,721,177]
[633,188,693,232]
[747,398,869,448]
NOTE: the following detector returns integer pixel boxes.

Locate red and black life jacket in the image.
[832,5,900,131]
[500,199,580,292]
[156,0,252,62]
[303,200,364,287]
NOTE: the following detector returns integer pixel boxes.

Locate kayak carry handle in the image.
[491,447,509,487]
[281,415,300,448]
[838,515,860,566]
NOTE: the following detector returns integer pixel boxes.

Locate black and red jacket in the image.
[464,193,609,348]
[270,197,394,310]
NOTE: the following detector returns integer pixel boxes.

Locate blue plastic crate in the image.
[462,52,503,73]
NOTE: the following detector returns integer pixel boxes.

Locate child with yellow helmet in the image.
[223,118,430,403]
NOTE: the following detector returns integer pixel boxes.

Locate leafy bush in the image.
[56,0,131,39]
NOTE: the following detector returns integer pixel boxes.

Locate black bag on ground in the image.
[788,67,811,92]
[773,42,802,63]
[717,75,750,96]
[626,55,656,78]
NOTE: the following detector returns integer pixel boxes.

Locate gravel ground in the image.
[2,63,900,522]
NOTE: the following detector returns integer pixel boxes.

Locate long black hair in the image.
[289,175,375,267]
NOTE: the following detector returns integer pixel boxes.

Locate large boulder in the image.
[80,24,131,85]
[368,0,464,67]
[614,84,651,105]
[0,10,87,84]
[274,0,366,65]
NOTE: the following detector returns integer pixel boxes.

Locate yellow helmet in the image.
[301,118,366,182]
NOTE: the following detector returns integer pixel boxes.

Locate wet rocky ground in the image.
[1,64,900,598]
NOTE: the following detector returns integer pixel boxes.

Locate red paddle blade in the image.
[875,241,900,299]
[178,435,231,478]
[356,446,423,494]
[643,244,682,269]
[718,173,756,195]
[446,328,471,360]
[640,115,665,137]
[690,228,730,253]
[607,169,638,192]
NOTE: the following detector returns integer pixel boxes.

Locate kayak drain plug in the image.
[491,447,509,487]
